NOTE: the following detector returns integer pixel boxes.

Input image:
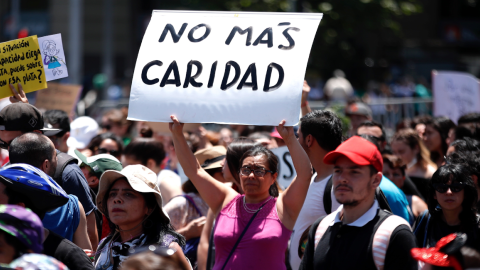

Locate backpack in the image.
[322,176,392,214]
[313,209,410,270]
[53,151,78,185]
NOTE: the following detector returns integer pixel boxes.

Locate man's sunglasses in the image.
[433,182,465,193]
[0,138,10,150]
[97,147,120,157]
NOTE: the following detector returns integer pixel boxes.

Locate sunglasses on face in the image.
[0,138,11,150]
[240,166,274,177]
[97,147,119,157]
[433,182,465,193]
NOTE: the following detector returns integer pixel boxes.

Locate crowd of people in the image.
[0,81,480,270]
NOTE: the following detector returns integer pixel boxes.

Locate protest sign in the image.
[128,10,322,126]
[34,82,82,114]
[432,70,480,123]
[271,145,297,188]
[38,34,68,81]
[0,35,47,99]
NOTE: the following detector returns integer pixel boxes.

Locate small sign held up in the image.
[35,82,82,114]
[38,34,69,82]
[0,35,47,98]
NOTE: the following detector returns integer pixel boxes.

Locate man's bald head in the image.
[9,132,57,176]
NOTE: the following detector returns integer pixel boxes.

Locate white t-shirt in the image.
[157,169,182,205]
[289,173,341,270]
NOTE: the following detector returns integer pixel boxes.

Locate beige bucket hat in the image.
[97,164,169,220]
[195,145,227,170]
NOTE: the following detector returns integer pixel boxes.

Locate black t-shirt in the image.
[402,176,425,201]
[414,212,480,251]
[409,176,430,201]
[43,230,94,270]
[300,209,417,270]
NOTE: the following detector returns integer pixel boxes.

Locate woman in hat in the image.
[94,165,190,270]
[413,163,480,251]
[170,116,312,270]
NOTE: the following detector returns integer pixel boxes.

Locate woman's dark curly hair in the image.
[100,178,185,247]
[428,163,478,232]
[239,145,280,197]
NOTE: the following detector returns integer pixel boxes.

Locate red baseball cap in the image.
[323,136,383,172]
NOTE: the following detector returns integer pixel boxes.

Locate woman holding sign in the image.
[170,116,312,270]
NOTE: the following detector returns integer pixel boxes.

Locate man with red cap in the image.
[300,136,417,270]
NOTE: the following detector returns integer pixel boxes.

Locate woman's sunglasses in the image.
[97,147,120,157]
[433,182,465,193]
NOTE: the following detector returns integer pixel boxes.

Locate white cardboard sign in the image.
[38,34,68,81]
[271,146,297,188]
[128,10,322,126]
[433,71,480,123]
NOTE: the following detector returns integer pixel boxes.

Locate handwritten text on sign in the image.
[128,11,322,126]
[0,36,47,98]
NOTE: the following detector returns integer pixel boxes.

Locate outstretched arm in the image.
[169,116,237,214]
[276,120,313,230]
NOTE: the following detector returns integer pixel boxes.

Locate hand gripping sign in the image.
[128,10,322,126]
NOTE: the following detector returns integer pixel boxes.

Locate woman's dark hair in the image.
[87,132,124,156]
[101,178,185,248]
[450,138,480,154]
[425,117,456,158]
[0,231,29,261]
[239,145,280,197]
[226,138,256,184]
[428,164,478,232]
[124,138,165,166]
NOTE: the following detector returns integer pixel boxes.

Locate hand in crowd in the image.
[169,115,185,136]
[182,216,207,240]
[9,83,29,103]
[276,120,295,143]
[301,80,310,104]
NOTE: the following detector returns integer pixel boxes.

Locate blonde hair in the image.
[391,128,437,170]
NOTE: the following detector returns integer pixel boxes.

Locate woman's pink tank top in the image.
[213,194,292,270]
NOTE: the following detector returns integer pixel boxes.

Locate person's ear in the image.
[146,158,158,171]
[41,159,50,174]
[306,134,314,148]
[372,172,382,189]
[90,176,99,187]
[271,172,278,185]
[16,202,26,208]
[63,131,70,142]
[413,145,420,155]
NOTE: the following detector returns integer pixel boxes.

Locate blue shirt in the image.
[42,194,80,241]
[380,175,410,223]
[62,162,96,215]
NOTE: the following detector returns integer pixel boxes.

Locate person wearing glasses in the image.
[170,116,312,270]
[413,163,480,251]
[87,133,124,160]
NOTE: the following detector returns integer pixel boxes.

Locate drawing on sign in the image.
[42,40,65,76]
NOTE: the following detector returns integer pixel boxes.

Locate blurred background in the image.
[0,0,479,132]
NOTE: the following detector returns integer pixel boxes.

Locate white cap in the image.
[67,116,99,149]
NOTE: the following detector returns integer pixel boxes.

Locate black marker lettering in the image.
[159,23,188,43]
[278,27,300,50]
[220,61,241,90]
[188,24,211,43]
[263,62,284,92]
[237,63,258,90]
[282,152,294,179]
[160,61,181,87]
[208,61,217,88]
[278,22,291,26]
[141,60,162,85]
[225,26,253,46]
[183,60,203,88]
[253,27,273,48]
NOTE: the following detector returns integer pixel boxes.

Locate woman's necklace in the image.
[243,196,273,214]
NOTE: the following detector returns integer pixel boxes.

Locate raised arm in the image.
[169,116,237,214]
[276,120,313,230]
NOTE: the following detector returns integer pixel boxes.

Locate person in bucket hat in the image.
[94,165,191,270]
[0,204,44,264]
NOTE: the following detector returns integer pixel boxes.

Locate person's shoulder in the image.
[163,195,188,211]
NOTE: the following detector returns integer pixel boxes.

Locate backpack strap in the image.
[323,176,333,214]
[375,187,392,213]
[53,151,78,184]
[372,215,411,270]
[182,194,203,217]
[314,212,337,250]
